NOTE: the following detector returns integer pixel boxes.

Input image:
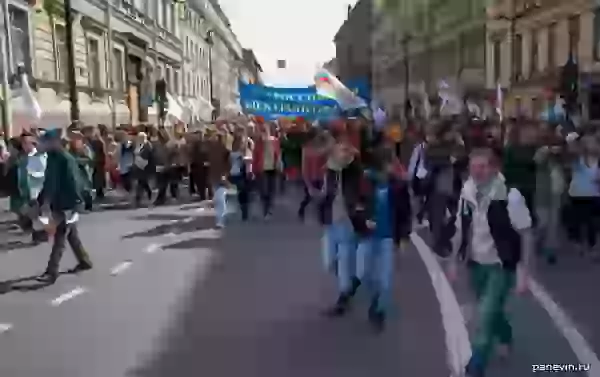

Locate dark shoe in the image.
[465,353,485,377]
[69,262,93,274]
[367,296,385,332]
[36,272,58,284]
[323,293,350,317]
[368,309,385,332]
[348,277,361,297]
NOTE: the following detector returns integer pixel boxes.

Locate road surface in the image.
[0,194,598,376]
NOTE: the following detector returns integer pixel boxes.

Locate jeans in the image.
[356,237,395,313]
[321,221,357,293]
[214,186,228,227]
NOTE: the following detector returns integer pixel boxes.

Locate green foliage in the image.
[43,0,64,19]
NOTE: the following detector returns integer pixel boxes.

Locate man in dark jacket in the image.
[348,148,412,331]
[37,129,93,284]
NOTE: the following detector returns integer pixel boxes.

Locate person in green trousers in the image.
[448,148,533,377]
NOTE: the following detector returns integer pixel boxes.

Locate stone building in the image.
[334,0,373,84]
[486,0,600,120]
[3,0,246,134]
[240,48,263,85]
[372,0,487,119]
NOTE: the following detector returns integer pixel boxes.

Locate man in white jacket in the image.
[20,131,48,243]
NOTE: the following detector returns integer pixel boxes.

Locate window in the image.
[514,34,523,81]
[166,66,172,92]
[174,70,179,94]
[87,37,101,88]
[548,23,557,69]
[185,72,192,96]
[112,48,125,92]
[569,15,580,58]
[530,29,538,75]
[493,39,501,83]
[55,24,69,81]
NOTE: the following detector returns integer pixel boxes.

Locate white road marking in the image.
[410,233,471,376]
[183,217,194,223]
[144,243,162,253]
[110,260,133,276]
[50,286,87,307]
[529,279,600,377]
[0,323,13,334]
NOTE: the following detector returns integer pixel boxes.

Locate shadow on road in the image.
[0,268,85,294]
[121,216,217,240]
[129,214,192,222]
[0,239,37,253]
[125,207,450,377]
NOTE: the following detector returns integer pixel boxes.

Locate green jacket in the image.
[43,149,84,211]
[8,154,30,212]
[70,148,93,190]
[502,144,537,192]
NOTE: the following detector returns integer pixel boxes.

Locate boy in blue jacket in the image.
[349,148,412,331]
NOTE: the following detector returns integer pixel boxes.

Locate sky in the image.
[218,0,358,87]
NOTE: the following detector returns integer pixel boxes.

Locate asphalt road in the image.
[0,193,598,377]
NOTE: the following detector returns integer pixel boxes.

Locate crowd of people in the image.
[1,112,599,377]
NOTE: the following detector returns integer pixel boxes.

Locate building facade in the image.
[2,0,246,134]
[180,1,215,123]
[240,48,263,85]
[372,0,487,119]
[334,0,372,84]
[485,0,600,120]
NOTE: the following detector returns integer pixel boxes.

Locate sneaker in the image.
[322,293,350,318]
[69,262,93,274]
[36,272,58,284]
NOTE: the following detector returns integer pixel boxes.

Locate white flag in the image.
[495,82,503,121]
[166,92,184,121]
[18,73,42,122]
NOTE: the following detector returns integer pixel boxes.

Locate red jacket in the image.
[251,137,281,174]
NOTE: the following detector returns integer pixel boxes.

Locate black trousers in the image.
[155,167,180,203]
[258,170,277,216]
[191,165,212,200]
[567,197,600,248]
[45,218,91,276]
[298,180,323,218]
[230,174,250,220]
[134,171,152,204]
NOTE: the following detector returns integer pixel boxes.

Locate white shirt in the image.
[26,148,47,200]
[454,175,532,265]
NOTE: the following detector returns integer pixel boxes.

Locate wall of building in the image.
[370,0,487,119]
[334,0,372,83]
[486,0,598,119]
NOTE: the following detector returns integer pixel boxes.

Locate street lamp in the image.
[205,29,216,121]
[64,0,79,125]
[401,33,412,121]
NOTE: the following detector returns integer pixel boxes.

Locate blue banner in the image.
[239,79,370,120]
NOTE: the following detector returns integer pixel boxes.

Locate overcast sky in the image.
[218,0,357,87]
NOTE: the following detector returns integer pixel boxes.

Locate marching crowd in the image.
[0,113,599,377]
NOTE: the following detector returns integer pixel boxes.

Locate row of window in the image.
[492,13,584,83]
[184,36,210,66]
